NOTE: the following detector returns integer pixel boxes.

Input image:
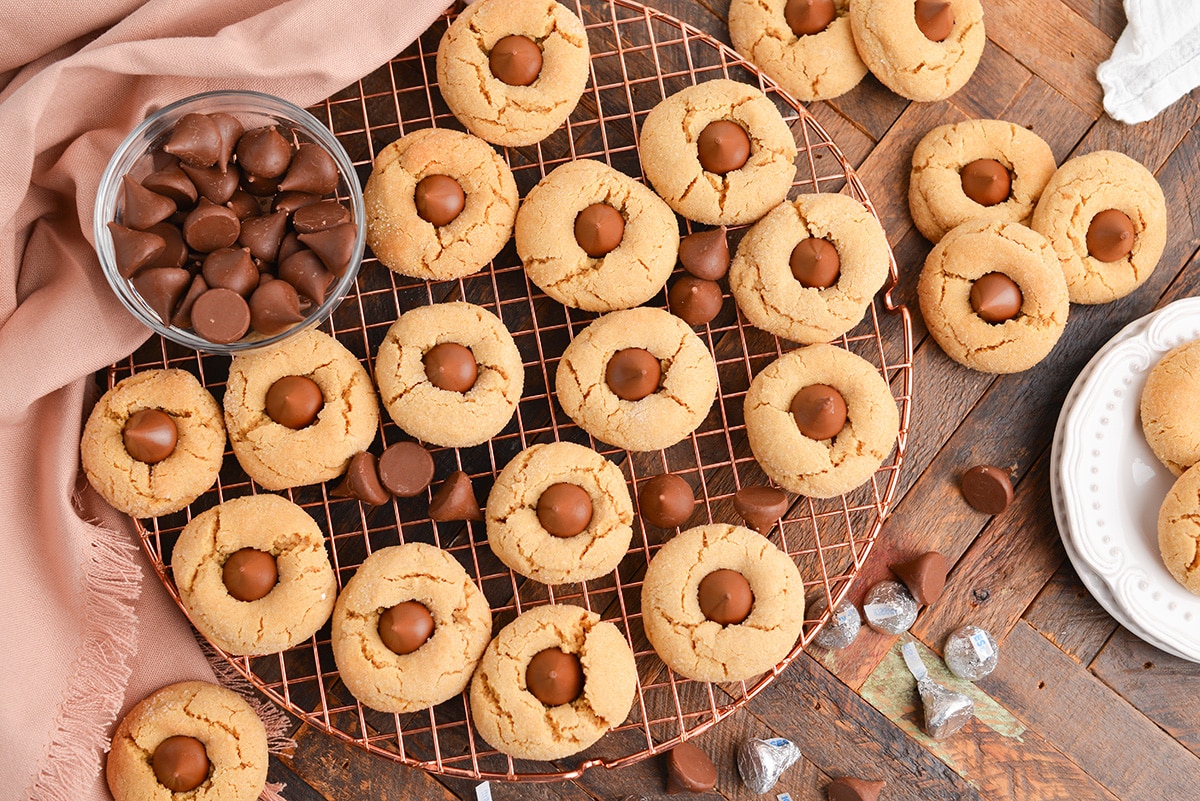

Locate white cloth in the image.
[1097,0,1200,123]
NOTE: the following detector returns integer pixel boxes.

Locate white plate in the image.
[1053,298,1200,661]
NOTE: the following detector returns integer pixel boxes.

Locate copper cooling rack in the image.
[112,0,913,782]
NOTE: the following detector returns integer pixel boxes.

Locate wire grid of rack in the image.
[112,0,913,782]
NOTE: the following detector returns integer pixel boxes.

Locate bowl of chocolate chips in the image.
[94,90,365,352]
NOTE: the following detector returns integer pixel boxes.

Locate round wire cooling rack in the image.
[112,0,913,782]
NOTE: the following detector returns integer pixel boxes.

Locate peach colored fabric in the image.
[0,2,448,799]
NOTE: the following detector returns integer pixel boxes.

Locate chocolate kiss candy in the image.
[734,486,788,534]
[791,383,848,440]
[183,198,241,253]
[809,595,862,650]
[969,272,1022,323]
[163,113,221,168]
[414,174,466,227]
[960,159,1011,206]
[299,222,357,277]
[915,0,954,42]
[121,175,176,231]
[132,267,190,324]
[144,222,188,270]
[225,189,261,221]
[536,482,593,538]
[827,776,886,801]
[790,237,841,288]
[202,247,258,297]
[332,452,392,507]
[190,287,251,344]
[575,203,625,257]
[424,342,478,393]
[241,170,281,198]
[236,125,293,179]
[266,375,324,429]
[526,648,584,706]
[698,569,754,625]
[1087,208,1135,262]
[378,600,435,655]
[274,191,323,215]
[293,200,352,234]
[152,735,210,792]
[278,142,338,195]
[142,162,198,208]
[107,223,166,278]
[638,474,696,529]
[490,34,543,86]
[785,0,836,36]
[606,347,661,401]
[378,441,435,498]
[736,737,801,794]
[698,120,751,175]
[678,226,730,280]
[123,409,177,464]
[863,580,918,635]
[180,162,240,205]
[239,211,288,263]
[248,278,304,336]
[279,250,335,305]
[277,232,304,265]
[170,275,209,329]
[428,470,484,522]
[891,550,948,605]
[665,742,717,794]
[902,641,974,739]
[669,277,723,326]
[222,547,278,602]
[209,111,244,173]
[961,464,1013,514]
[943,624,999,681]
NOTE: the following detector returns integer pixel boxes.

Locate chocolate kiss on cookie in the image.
[606,347,661,401]
[537,482,593,538]
[575,203,625,257]
[791,238,840,288]
[222,548,278,602]
[332,452,391,507]
[791,384,847,440]
[827,776,886,801]
[526,648,584,706]
[961,159,1011,207]
[379,600,435,655]
[423,342,478,393]
[679,226,730,280]
[915,0,954,42]
[698,569,754,625]
[489,34,543,86]
[698,120,751,175]
[786,0,836,36]
[428,470,483,521]
[970,272,1022,323]
[733,486,788,534]
[123,409,177,464]
[152,735,210,793]
[1086,209,1135,262]
[890,550,949,605]
[415,175,465,227]
[266,375,324,429]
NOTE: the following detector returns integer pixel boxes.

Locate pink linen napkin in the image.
[0,2,448,799]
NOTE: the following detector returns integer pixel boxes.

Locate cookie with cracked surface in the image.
[1030,150,1167,305]
[641,523,804,682]
[435,0,590,147]
[331,542,492,713]
[728,0,867,102]
[729,192,890,344]
[224,327,378,490]
[918,218,1069,373]
[375,301,523,448]
[107,681,267,801]
[515,159,679,312]
[745,344,898,497]
[555,307,719,452]
[469,603,636,760]
[639,79,798,226]
[364,128,518,281]
[486,442,634,584]
[81,369,225,518]
[849,0,985,102]
[1141,340,1200,476]
[172,494,337,655]
[1158,464,1200,595]
[909,119,1057,243]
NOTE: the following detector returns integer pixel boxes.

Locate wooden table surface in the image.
[261,1,1200,798]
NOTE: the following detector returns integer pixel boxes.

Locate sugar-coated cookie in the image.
[1141,340,1200,477]
[1159,464,1200,596]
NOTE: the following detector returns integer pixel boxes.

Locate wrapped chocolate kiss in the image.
[737,737,801,793]
[809,595,861,650]
[901,642,974,740]
[863,580,918,635]
[943,624,999,681]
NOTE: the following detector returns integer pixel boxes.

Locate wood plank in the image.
[1022,562,1119,664]
[1060,0,1126,41]
[997,74,1097,162]
[826,74,912,143]
[947,40,1032,121]
[1070,91,1200,166]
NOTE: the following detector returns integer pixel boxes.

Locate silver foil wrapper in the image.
[944,624,999,681]
[810,595,861,650]
[902,642,974,740]
[863,581,918,635]
[737,737,801,794]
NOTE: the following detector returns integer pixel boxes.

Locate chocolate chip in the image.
[960,159,1011,206]
[298,222,357,277]
[189,287,251,344]
[183,198,241,253]
[131,267,191,324]
[152,735,210,793]
[209,111,245,173]
[107,223,166,278]
[278,142,339,195]
[378,600,435,655]
[236,125,293,179]
[121,174,176,231]
[142,162,198,208]
[791,383,847,440]
[170,275,208,329]
[279,249,335,305]
[786,0,836,36]
[238,211,288,263]
[332,452,392,506]
[669,276,723,326]
[266,375,323,429]
[891,551,949,605]
[526,648,584,706]
[423,342,477,393]
[605,347,661,401]
[915,0,954,42]
[378,441,435,498]
[733,486,788,534]
[574,203,625,257]
[222,547,278,602]
[827,777,886,801]
[698,568,754,625]
[144,222,188,270]
[536,482,593,538]
[961,465,1013,515]
[665,742,717,794]
[415,174,466,227]
[969,272,1022,323]
[790,237,841,288]
[1086,209,1135,262]
[697,120,750,175]
[489,34,543,86]
[248,278,304,336]
[162,113,221,168]
[637,474,695,529]
[428,470,483,522]
[293,199,352,234]
[202,247,258,297]
[678,226,730,280]
[225,189,261,221]
[122,408,177,464]
[180,162,240,205]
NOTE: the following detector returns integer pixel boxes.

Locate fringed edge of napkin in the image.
[198,638,298,757]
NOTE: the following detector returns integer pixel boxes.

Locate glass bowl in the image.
[93,90,365,354]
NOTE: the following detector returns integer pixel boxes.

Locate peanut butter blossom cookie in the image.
[729,0,867,102]
[745,344,898,498]
[486,442,635,584]
[172,494,337,655]
[107,681,267,801]
[1141,340,1200,477]
[364,128,518,281]
[469,604,637,760]
[375,301,524,448]
[918,218,1069,373]
[436,0,590,147]
[224,327,379,490]
[82,369,225,518]
[641,524,805,682]
[331,543,493,713]
[639,79,798,226]
[1158,465,1200,596]
[729,192,890,344]
[515,159,679,312]
[849,0,986,102]
[1031,150,1167,305]
[909,119,1057,243]
[555,307,719,452]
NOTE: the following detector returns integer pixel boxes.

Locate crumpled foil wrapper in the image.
[944,624,999,681]
[902,642,974,740]
[863,580,918,635]
[810,595,861,650]
[737,737,801,794]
